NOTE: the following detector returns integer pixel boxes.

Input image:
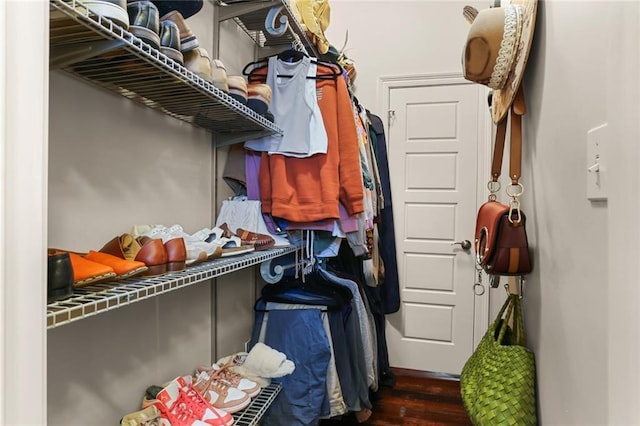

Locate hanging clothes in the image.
[244,57,328,157]
[367,112,400,314]
[250,265,375,425]
[256,64,365,222]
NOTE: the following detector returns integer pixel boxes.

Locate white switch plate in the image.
[586,123,608,201]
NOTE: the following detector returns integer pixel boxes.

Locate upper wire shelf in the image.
[217,0,319,57]
[47,246,295,329]
[49,0,283,145]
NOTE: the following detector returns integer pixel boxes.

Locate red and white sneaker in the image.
[176,376,234,426]
[153,379,210,426]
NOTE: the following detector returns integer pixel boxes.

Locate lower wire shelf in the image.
[233,382,281,426]
[47,246,295,329]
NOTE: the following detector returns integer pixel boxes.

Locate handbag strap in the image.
[496,294,527,346]
[490,86,526,186]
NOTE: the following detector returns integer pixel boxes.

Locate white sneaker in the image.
[166,225,226,260]
[192,370,251,414]
[192,227,255,257]
[197,363,261,398]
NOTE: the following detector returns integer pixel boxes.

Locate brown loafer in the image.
[100,234,168,277]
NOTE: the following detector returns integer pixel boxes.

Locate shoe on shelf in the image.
[227,76,248,104]
[160,10,199,53]
[191,227,255,257]
[197,363,261,398]
[216,352,270,389]
[127,0,161,50]
[149,377,233,426]
[83,250,149,279]
[184,47,213,83]
[247,83,272,116]
[48,249,117,288]
[192,370,251,414]
[159,19,183,65]
[211,59,229,93]
[100,233,169,277]
[47,251,74,303]
[84,0,130,29]
[216,342,295,386]
[220,223,275,251]
[120,404,163,426]
[135,225,213,265]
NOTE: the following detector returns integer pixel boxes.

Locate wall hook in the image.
[265,6,289,37]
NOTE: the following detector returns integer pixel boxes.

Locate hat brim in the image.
[491,0,538,123]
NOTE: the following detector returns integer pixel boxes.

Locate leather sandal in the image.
[234,227,275,251]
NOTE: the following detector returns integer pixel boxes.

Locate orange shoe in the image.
[48,249,117,288]
[83,250,148,279]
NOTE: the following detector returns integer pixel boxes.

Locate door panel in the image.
[386,81,481,374]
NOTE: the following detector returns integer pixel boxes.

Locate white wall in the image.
[328,1,639,424]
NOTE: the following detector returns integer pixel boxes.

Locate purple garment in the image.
[285,203,358,234]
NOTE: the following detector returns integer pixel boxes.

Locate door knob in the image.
[452,240,472,250]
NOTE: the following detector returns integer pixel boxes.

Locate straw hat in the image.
[462,0,537,123]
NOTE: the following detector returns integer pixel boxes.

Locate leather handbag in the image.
[460,294,537,425]
[475,86,532,276]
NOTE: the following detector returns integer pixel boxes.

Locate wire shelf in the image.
[47,246,295,329]
[218,0,318,56]
[233,382,282,426]
[49,0,283,143]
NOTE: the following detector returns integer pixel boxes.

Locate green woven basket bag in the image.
[460,294,537,425]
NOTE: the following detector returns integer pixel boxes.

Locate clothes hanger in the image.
[242,51,342,81]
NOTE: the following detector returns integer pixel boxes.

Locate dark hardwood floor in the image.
[320,368,472,426]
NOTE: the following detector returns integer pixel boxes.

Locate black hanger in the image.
[260,269,352,308]
[277,48,308,62]
[242,52,342,82]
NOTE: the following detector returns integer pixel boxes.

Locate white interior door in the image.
[385,77,485,375]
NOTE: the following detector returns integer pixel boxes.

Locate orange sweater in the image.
[257,64,364,222]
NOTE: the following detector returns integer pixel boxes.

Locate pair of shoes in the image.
[196,363,261,398]
[133,224,222,264]
[100,233,186,276]
[219,223,275,251]
[159,19,183,65]
[120,405,163,425]
[47,248,146,288]
[183,49,229,93]
[160,11,229,92]
[47,252,74,303]
[191,227,255,257]
[191,371,251,414]
[127,1,161,49]
[247,83,272,116]
[159,10,199,53]
[144,377,233,425]
[85,0,130,29]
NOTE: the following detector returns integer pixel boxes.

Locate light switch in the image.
[586,123,608,201]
